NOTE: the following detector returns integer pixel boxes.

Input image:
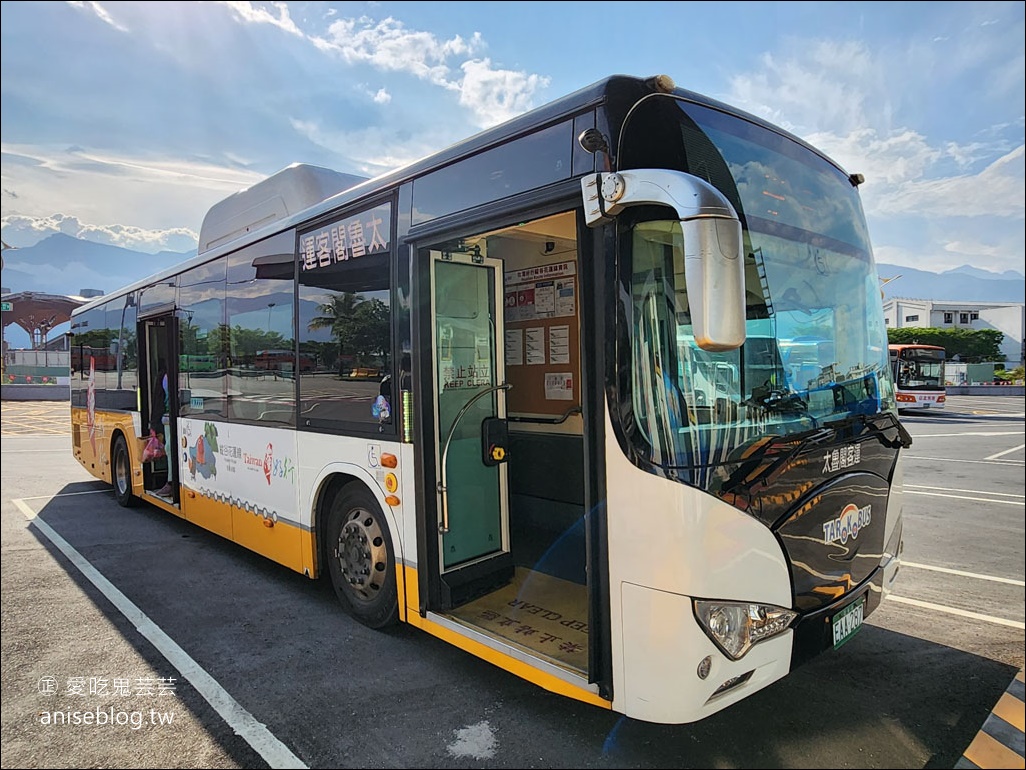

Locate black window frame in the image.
[296,195,398,437]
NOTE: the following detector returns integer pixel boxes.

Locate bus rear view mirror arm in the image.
[581,169,746,351]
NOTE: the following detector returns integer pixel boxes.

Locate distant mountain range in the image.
[4,232,1023,303]
[1,234,1023,349]
[1,233,195,298]
[875,263,1025,303]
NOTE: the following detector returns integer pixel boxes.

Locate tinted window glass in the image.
[412,120,573,225]
[226,232,296,426]
[572,111,596,177]
[103,298,138,410]
[139,277,176,314]
[297,202,393,432]
[179,258,227,421]
[70,305,110,407]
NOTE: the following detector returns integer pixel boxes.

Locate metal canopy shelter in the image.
[1,291,87,349]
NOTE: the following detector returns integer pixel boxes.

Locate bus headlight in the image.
[693,600,797,660]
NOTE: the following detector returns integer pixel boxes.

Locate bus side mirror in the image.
[681,215,745,351]
[581,169,746,351]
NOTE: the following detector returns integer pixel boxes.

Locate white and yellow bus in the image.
[70,73,911,724]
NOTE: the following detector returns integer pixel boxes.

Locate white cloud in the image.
[721,30,1024,278]
[806,128,942,188]
[458,59,550,128]
[1,8,553,254]
[874,228,1024,275]
[219,0,302,37]
[725,33,1023,236]
[66,1,129,33]
[313,16,482,89]
[727,40,885,136]
[307,15,546,127]
[801,131,1023,227]
[1,144,263,250]
[874,145,1025,220]
[1,213,197,253]
[287,119,439,178]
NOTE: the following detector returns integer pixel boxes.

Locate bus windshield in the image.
[893,346,945,390]
[624,99,894,485]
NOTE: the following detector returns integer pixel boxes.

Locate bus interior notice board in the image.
[503,260,580,419]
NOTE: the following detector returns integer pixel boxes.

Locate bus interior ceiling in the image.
[444,211,591,675]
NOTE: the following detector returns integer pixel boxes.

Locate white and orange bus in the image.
[889,343,946,411]
[70,73,910,725]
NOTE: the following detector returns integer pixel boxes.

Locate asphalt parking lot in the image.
[1,395,1023,769]
[0,400,72,436]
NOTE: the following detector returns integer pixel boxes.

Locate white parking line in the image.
[907,431,1025,438]
[885,595,1025,630]
[905,484,1024,499]
[986,443,1026,461]
[904,489,1025,506]
[13,497,307,770]
[902,455,1024,466]
[17,489,110,501]
[902,561,1025,587]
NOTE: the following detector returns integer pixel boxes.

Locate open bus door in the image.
[427,248,514,610]
[139,312,181,506]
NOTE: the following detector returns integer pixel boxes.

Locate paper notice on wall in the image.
[504,262,577,322]
[505,328,523,366]
[526,327,546,365]
[533,282,555,316]
[544,372,574,401]
[555,278,576,317]
[549,325,570,364]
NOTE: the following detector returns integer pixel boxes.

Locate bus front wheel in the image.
[326,484,398,629]
[112,435,138,508]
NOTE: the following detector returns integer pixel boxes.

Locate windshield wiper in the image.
[743,384,816,421]
[855,411,913,449]
[721,409,912,513]
[721,424,835,497]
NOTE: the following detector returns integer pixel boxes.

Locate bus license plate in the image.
[832,596,865,649]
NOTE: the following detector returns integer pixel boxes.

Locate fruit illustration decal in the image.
[187,422,218,480]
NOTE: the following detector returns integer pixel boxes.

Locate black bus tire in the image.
[112,435,138,508]
[325,483,398,629]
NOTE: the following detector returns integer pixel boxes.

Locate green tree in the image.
[73,328,113,349]
[309,292,390,374]
[299,339,338,371]
[229,326,290,365]
[887,327,1003,363]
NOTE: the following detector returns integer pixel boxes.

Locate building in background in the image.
[882,298,1025,370]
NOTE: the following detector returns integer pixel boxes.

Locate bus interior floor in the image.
[447,566,589,674]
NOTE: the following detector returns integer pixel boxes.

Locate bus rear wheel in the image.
[112,435,138,508]
[326,484,398,629]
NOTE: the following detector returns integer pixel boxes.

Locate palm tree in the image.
[309,292,389,376]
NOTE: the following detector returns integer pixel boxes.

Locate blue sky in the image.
[1,1,1024,276]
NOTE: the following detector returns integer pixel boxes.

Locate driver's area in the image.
[623,219,821,489]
